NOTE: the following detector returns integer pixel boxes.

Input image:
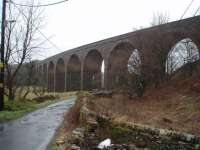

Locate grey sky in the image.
[2,0,200,60]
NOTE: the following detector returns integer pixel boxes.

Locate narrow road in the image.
[0,97,76,150]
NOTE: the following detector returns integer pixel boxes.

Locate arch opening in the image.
[108,42,138,89]
[83,50,104,90]
[38,65,43,87]
[101,60,105,88]
[43,63,47,89]
[166,38,200,75]
[48,61,55,92]
[67,55,81,91]
[55,58,65,92]
[128,49,141,75]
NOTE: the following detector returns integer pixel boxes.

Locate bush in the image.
[115,73,148,98]
[132,75,148,97]
[4,100,36,111]
[32,94,59,103]
[65,98,83,132]
[76,91,92,99]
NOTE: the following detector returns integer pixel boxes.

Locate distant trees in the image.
[150,11,170,26]
[147,12,171,86]
[149,12,200,84]
[16,61,38,100]
[119,11,200,98]
[166,38,200,76]
[5,1,44,101]
[127,49,146,97]
[126,11,170,95]
[128,49,141,75]
[112,49,146,98]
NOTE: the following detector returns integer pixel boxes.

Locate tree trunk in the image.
[8,81,15,101]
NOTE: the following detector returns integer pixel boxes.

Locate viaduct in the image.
[37,16,200,92]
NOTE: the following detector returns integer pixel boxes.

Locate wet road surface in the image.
[0,97,76,150]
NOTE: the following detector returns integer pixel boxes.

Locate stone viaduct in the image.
[37,16,200,92]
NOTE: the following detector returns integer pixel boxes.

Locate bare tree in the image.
[5,1,44,101]
[128,49,141,75]
[16,60,38,100]
[142,12,171,86]
[150,11,170,26]
[166,38,200,75]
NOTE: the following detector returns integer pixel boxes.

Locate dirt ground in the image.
[88,78,200,135]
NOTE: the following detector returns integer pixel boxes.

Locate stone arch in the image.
[83,49,104,90]
[189,25,200,54]
[166,38,200,74]
[38,65,43,86]
[43,63,47,88]
[39,65,42,75]
[165,32,200,57]
[108,42,135,89]
[55,58,65,92]
[67,54,81,91]
[48,61,55,92]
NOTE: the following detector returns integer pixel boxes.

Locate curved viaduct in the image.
[37,16,200,92]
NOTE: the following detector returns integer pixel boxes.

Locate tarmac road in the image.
[0,97,76,150]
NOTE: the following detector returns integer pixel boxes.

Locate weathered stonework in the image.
[37,16,200,92]
[73,103,200,150]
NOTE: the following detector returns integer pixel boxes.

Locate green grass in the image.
[0,99,60,122]
[0,91,77,122]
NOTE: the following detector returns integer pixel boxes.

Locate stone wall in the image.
[75,103,200,150]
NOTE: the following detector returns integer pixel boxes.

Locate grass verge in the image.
[0,100,59,122]
[0,92,77,122]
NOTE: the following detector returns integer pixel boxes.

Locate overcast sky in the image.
[1,0,200,60]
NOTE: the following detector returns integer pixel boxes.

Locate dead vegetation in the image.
[65,92,91,133]
[64,61,200,136]
[64,76,200,137]
[86,77,200,135]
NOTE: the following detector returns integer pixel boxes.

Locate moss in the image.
[76,98,200,149]
[110,125,133,143]
[90,120,199,149]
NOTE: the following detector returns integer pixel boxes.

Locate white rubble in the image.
[97,138,112,149]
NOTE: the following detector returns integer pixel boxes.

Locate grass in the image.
[86,78,200,135]
[0,99,56,122]
[63,78,200,136]
[47,91,90,150]
[0,91,77,122]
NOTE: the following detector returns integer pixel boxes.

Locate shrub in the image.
[4,100,36,111]
[132,75,148,97]
[115,73,148,98]
[65,98,83,132]
[76,91,92,99]
[32,94,59,103]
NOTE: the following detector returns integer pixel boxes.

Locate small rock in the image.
[186,134,194,142]
[71,144,81,150]
[56,140,65,145]
[72,128,84,138]
[98,138,111,149]
[129,144,137,150]
[70,134,84,145]
[159,129,167,135]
